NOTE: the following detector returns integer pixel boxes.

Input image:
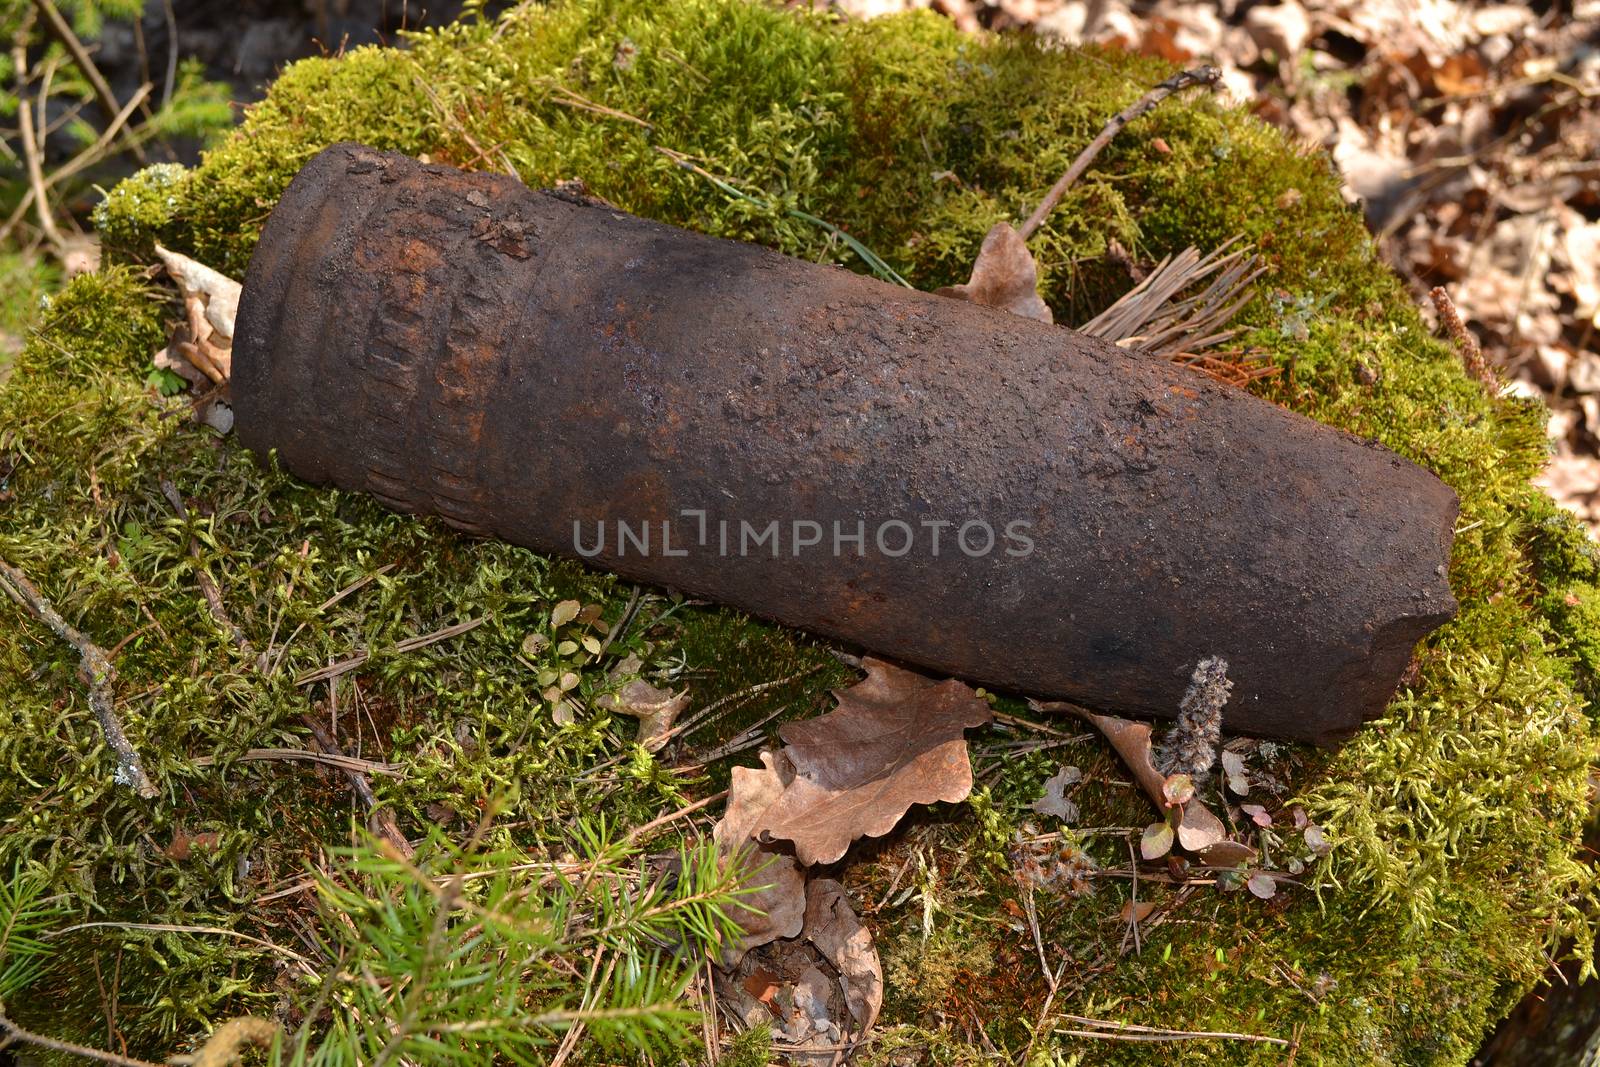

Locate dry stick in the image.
[667,663,828,741]
[411,67,517,177]
[293,616,486,686]
[0,559,157,798]
[1021,881,1054,989]
[158,0,178,110]
[1016,65,1222,243]
[1020,958,1072,1066]
[596,584,641,660]
[30,0,147,162]
[1122,836,1141,956]
[301,714,415,860]
[698,956,719,1065]
[0,1009,165,1067]
[180,1018,282,1067]
[548,947,612,1067]
[619,789,729,848]
[0,81,150,247]
[1123,882,1196,949]
[10,23,63,252]
[1430,286,1496,389]
[678,703,794,766]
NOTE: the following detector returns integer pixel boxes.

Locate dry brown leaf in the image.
[156,243,241,341]
[755,657,993,865]
[598,654,689,752]
[1119,899,1159,925]
[712,749,807,964]
[1031,764,1082,823]
[154,245,242,403]
[713,877,884,1063]
[802,878,884,1035]
[742,967,782,1012]
[154,343,209,389]
[935,221,1054,324]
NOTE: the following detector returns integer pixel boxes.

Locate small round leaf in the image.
[1141,822,1175,860]
[551,599,581,627]
[1247,872,1277,900]
[1162,774,1195,806]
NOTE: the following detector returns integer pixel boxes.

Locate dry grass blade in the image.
[49,922,314,968]
[1080,239,1266,364]
[1053,1012,1291,1046]
[190,748,402,777]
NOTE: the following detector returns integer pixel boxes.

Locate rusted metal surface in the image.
[233,142,1459,744]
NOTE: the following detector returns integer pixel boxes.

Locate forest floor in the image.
[2,1,1598,1064]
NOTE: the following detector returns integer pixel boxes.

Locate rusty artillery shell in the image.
[234,143,1458,744]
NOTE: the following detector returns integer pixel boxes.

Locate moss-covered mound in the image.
[5,0,1600,1062]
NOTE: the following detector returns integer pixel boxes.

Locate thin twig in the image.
[699,956,719,1065]
[174,1017,282,1067]
[411,66,517,176]
[49,922,314,968]
[1017,65,1221,242]
[620,789,728,848]
[0,1010,165,1067]
[1123,837,1141,955]
[11,19,64,252]
[190,748,401,776]
[675,702,795,766]
[596,584,641,660]
[0,558,157,797]
[1022,881,1053,989]
[544,85,910,287]
[392,616,486,654]
[667,663,828,742]
[1021,958,1071,1066]
[991,709,1083,738]
[301,714,414,859]
[1079,238,1266,365]
[30,0,146,161]
[159,0,178,110]
[315,563,397,614]
[293,616,486,686]
[1054,1013,1291,1046]
[0,82,150,248]
[548,947,612,1067]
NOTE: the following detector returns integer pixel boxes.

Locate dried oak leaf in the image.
[1030,764,1082,822]
[935,222,1054,324]
[714,877,884,1064]
[599,653,688,753]
[802,877,883,1035]
[756,657,993,866]
[155,243,240,341]
[713,749,807,964]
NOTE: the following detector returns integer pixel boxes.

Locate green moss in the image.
[91,162,194,256]
[6,0,1600,1063]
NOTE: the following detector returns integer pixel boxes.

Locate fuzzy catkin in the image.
[1157,656,1232,783]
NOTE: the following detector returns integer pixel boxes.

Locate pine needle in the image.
[1080,239,1271,385]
